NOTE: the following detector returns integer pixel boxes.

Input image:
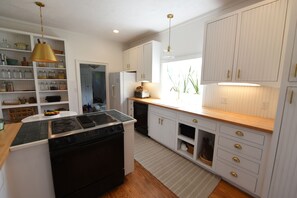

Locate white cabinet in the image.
[216,123,271,196]
[0,28,70,122]
[289,24,297,82]
[148,106,177,150]
[123,41,161,82]
[137,41,161,82]
[269,87,297,198]
[177,113,217,170]
[202,0,287,84]
[202,14,238,82]
[123,46,139,71]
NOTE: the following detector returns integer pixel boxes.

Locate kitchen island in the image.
[0,110,136,198]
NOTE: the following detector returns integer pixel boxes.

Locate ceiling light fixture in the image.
[31,2,57,63]
[113,29,119,34]
[163,13,174,59]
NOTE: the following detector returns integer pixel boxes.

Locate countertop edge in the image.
[129,97,274,133]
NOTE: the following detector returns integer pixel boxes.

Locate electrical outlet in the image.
[221,97,228,104]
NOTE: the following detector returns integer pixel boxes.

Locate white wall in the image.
[0,17,123,113]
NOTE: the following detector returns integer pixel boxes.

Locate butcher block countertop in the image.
[129,97,274,134]
[0,122,22,167]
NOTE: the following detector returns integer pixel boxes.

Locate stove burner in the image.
[51,118,82,134]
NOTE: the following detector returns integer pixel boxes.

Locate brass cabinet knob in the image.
[230,171,238,177]
[235,131,244,137]
[232,156,240,163]
[234,144,242,150]
[192,119,198,123]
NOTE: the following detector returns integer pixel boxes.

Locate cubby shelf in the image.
[1,103,38,109]
[0,47,31,53]
[40,101,69,106]
[0,91,36,94]
[177,135,195,145]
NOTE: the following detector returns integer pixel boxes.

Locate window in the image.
[161,58,203,106]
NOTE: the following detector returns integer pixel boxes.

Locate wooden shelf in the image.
[0,78,34,81]
[0,47,31,53]
[37,79,67,81]
[0,65,33,69]
[177,135,195,145]
[55,54,65,57]
[1,103,38,109]
[0,91,36,94]
[36,67,66,70]
[39,90,68,93]
[40,101,69,106]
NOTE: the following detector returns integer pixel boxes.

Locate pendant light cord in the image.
[168,17,171,52]
[39,5,44,39]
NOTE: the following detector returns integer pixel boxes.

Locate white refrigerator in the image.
[109,71,140,114]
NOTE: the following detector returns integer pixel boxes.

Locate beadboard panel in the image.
[269,87,297,198]
[202,84,279,118]
[202,14,238,82]
[236,0,287,82]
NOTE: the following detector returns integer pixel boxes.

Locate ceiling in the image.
[0,0,248,43]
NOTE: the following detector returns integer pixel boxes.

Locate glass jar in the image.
[6,81,14,92]
[25,70,33,79]
[57,60,64,68]
[48,71,56,79]
[0,39,11,48]
[58,71,65,79]
[7,69,11,79]
[0,81,6,92]
[13,70,18,79]
[59,82,67,90]
[0,69,7,79]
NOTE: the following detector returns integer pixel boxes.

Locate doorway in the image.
[76,60,108,114]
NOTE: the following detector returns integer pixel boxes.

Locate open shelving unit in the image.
[0,27,70,122]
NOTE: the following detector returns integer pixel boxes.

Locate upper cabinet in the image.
[202,0,287,85]
[202,14,238,82]
[123,46,139,71]
[123,40,161,82]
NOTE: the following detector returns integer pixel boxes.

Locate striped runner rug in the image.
[134,132,220,198]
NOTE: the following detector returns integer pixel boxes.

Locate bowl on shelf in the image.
[45,95,61,102]
[44,110,60,116]
[15,42,28,50]
[6,58,18,65]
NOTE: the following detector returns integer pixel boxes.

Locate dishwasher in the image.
[133,101,148,136]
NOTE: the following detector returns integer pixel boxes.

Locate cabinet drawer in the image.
[220,125,265,145]
[217,148,260,174]
[179,113,216,131]
[219,136,262,160]
[0,167,3,190]
[216,160,257,193]
[149,105,177,119]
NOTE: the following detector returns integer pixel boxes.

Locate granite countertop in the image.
[129,97,274,133]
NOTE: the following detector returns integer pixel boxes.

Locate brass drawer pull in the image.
[234,144,242,150]
[294,64,297,78]
[230,171,238,178]
[237,69,241,79]
[192,119,198,123]
[232,156,240,163]
[227,70,230,79]
[235,131,244,137]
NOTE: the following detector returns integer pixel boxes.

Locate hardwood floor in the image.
[101,161,251,198]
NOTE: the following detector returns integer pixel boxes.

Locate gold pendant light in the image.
[31,2,57,63]
[163,13,175,59]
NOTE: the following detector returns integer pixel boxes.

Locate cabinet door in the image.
[162,118,176,150]
[202,14,238,83]
[136,46,144,81]
[123,50,129,70]
[129,47,138,71]
[236,1,286,82]
[289,24,297,82]
[148,112,162,141]
[143,43,152,81]
[269,87,297,198]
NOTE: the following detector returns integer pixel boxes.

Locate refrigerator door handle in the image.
[112,85,115,97]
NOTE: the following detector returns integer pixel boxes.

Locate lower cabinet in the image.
[216,123,271,196]
[147,104,271,197]
[148,106,176,150]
